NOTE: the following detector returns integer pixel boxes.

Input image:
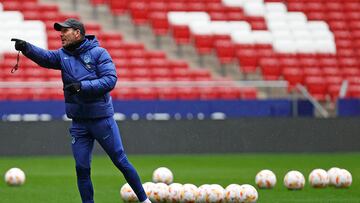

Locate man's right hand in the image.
[11,38,27,52]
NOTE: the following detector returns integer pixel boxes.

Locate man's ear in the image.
[75,29,81,38]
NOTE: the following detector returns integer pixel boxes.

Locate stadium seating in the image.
[0,0,255,101]
[3,0,360,102]
[87,0,360,101]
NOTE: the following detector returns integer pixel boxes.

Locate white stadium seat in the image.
[286,12,307,23]
[288,21,308,32]
[222,0,246,7]
[168,12,210,26]
[307,21,330,31]
[189,21,212,35]
[252,31,273,44]
[231,30,255,44]
[229,21,251,33]
[292,30,312,41]
[311,30,334,41]
[0,11,23,22]
[267,21,289,31]
[272,30,293,41]
[0,10,48,54]
[273,39,297,53]
[296,39,316,54]
[315,40,336,54]
[265,2,287,13]
[211,21,235,35]
[244,2,266,16]
[265,13,287,23]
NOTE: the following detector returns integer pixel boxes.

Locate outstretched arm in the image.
[12,38,61,70]
[79,49,117,97]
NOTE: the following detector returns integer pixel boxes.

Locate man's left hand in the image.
[64,83,81,94]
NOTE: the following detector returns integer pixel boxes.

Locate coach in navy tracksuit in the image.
[12,18,151,203]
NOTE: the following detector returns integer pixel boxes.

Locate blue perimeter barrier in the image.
[337,99,360,117]
[0,99,314,119]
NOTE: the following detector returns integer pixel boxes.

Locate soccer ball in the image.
[332,169,352,188]
[168,183,183,203]
[180,183,198,203]
[197,184,211,203]
[120,183,138,202]
[327,167,341,186]
[150,182,169,202]
[4,167,26,186]
[225,184,241,203]
[308,169,329,188]
[206,184,225,203]
[152,167,173,184]
[283,170,305,190]
[143,182,156,199]
[238,184,258,203]
[255,169,276,189]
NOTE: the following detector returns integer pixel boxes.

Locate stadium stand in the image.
[0,0,258,102]
[85,0,360,102]
[1,0,360,112]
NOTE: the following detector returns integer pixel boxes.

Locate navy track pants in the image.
[69,116,147,203]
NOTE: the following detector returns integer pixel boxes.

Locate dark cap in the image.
[54,18,85,35]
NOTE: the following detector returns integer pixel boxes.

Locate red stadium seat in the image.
[112,87,137,100]
[259,58,281,80]
[90,0,107,6]
[241,87,258,99]
[145,51,166,59]
[328,84,342,100]
[148,59,168,69]
[199,87,220,100]
[171,25,191,45]
[282,67,304,90]
[149,12,169,36]
[192,34,214,55]
[218,87,241,100]
[6,88,32,100]
[304,76,328,101]
[150,68,171,78]
[135,87,158,100]
[109,0,127,16]
[235,48,258,74]
[214,40,235,65]
[158,87,178,100]
[176,87,200,100]
[129,2,149,26]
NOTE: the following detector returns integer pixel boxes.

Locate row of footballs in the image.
[256,167,352,189]
[120,166,352,203]
[121,167,258,203]
[4,166,352,190]
[152,166,352,190]
[121,182,259,203]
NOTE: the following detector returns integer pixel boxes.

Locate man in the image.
[12,18,151,203]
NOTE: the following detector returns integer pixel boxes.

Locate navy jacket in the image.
[23,35,117,119]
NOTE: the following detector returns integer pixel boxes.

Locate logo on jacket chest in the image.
[82,53,93,69]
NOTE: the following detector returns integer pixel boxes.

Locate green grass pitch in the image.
[0,153,359,203]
